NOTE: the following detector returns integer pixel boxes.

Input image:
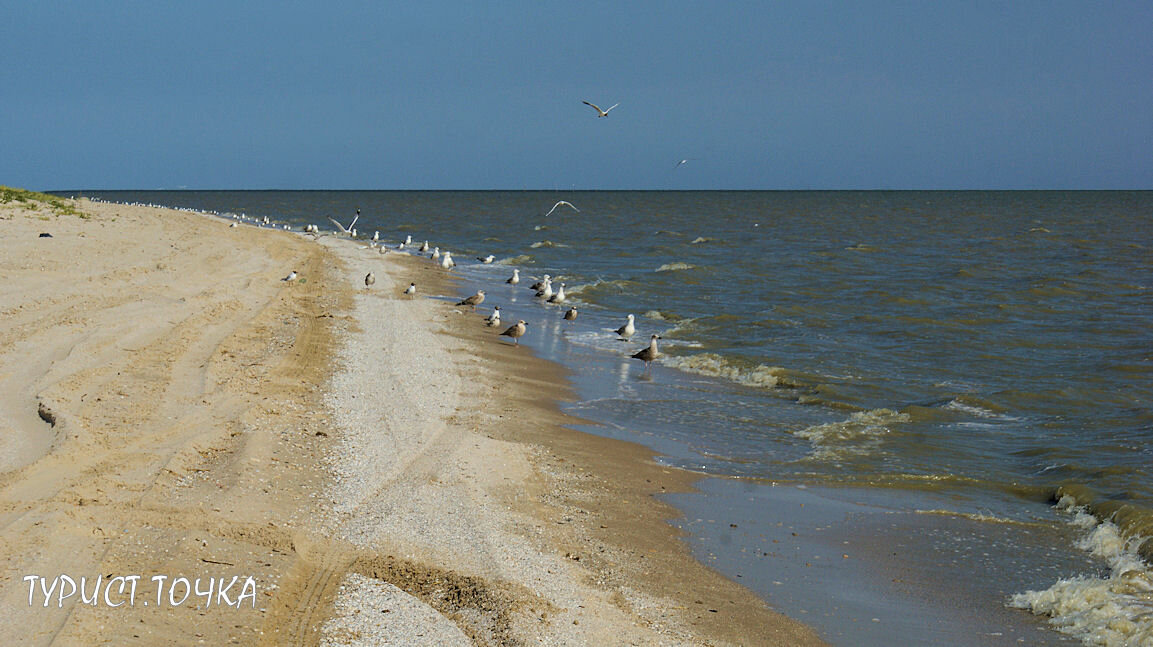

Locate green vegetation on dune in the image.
[0,186,84,217]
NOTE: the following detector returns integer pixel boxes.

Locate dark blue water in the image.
[71,190,1153,645]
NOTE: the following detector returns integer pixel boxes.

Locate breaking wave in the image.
[495,254,534,266]
[1009,493,1153,646]
[794,409,911,460]
[655,262,698,272]
[662,352,790,390]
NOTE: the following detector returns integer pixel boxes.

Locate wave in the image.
[655,262,698,272]
[642,310,686,322]
[793,409,911,460]
[690,236,714,244]
[530,240,569,248]
[662,353,790,390]
[494,254,534,266]
[565,278,639,299]
[1009,493,1153,646]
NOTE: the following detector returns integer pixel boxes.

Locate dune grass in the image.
[0,186,84,217]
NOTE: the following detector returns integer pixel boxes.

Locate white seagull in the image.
[582,100,619,118]
[327,209,360,236]
[506,269,520,285]
[441,251,455,270]
[282,271,298,282]
[365,272,375,288]
[544,201,580,218]
[535,279,554,300]
[529,274,551,291]
[547,283,566,304]
[477,255,496,264]
[404,283,417,299]
[615,314,636,340]
[486,306,502,327]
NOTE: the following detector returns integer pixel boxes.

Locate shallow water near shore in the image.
[71,190,1152,645]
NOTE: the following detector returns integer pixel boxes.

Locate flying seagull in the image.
[544,201,580,217]
[582,100,619,118]
[327,209,360,236]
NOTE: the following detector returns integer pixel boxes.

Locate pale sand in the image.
[0,195,824,645]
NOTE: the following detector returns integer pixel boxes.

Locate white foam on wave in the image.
[1009,496,1153,646]
[494,254,533,265]
[793,409,910,460]
[655,262,697,272]
[661,352,786,389]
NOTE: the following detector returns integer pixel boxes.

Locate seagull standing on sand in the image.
[500,320,528,345]
[441,251,455,270]
[507,269,520,285]
[365,272,375,288]
[282,271,298,282]
[544,201,580,218]
[547,283,566,304]
[457,290,486,311]
[431,247,440,260]
[419,241,429,253]
[404,282,417,299]
[564,306,578,322]
[582,100,619,118]
[486,306,502,327]
[631,334,662,371]
[615,314,636,340]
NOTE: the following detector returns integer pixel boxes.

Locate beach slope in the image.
[0,194,822,645]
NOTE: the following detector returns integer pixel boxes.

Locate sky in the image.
[2,1,1151,190]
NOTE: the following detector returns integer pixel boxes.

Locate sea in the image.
[68,190,1152,646]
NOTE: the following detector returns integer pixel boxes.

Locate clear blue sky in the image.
[2,1,1150,190]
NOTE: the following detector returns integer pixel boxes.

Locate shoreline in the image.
[0,196,822,644]
[307,233,824,644]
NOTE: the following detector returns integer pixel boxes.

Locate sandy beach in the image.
[0,194,823,645]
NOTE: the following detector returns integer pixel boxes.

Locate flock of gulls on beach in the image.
[367,195,662,373]
[283,194,663,374]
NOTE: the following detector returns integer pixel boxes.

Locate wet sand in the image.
[0,195,823,645]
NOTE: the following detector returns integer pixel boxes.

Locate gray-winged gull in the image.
[500,320,528,345]
[631,334,661,371]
